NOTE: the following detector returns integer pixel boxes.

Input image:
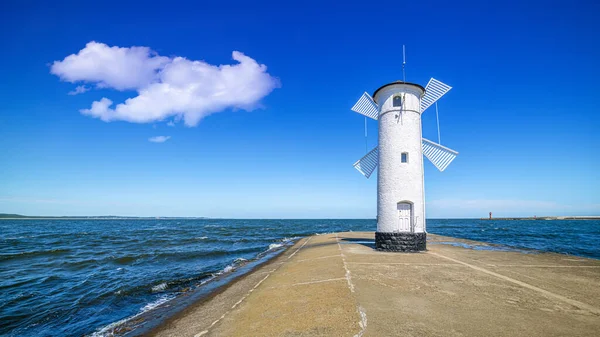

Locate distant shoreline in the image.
[480,216,600,220]
[0,213,210,220]
[0,217,209,220]
[1,215,598,220]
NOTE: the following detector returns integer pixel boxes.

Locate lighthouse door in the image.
[397,202,412,232]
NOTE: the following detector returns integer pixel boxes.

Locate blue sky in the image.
[1,0,598,218]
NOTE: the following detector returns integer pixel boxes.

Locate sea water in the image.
[1,219,598,336]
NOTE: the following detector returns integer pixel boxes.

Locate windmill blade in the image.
[420,78,452,113]
[351,92,379,120]
[422,138,458,172]
[353,146,378,178]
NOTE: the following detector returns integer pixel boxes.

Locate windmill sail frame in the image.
[422,138,458,172]
[351,92,379,120]
[420,78,452,113]
[353,146,379,178]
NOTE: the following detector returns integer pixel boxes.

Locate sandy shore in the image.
[148,232,600,337]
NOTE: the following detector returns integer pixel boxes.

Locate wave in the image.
[151,283,168,292]
[87,257,255,336]
[268,236,297,250]
[221,264,234,274]
[141,294,175,312]
[89,294,175,337]
[0,219,382,336]
[113,256,137,265]
[0,248,71,262]
[153,246,266,261]
[63,246,273,269]
[87,237,298,336]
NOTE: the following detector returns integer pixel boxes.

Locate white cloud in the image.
[166,121,175,127]
[51,42,280,126]
[80,97,114,121]
[148,136,171,143]
[68,85,89,95]
[51,41,169,90]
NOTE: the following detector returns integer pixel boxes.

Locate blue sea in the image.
[1,219,598,336]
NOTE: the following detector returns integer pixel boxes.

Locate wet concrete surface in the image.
[149,232,600,337]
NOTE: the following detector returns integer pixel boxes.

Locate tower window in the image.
[401,152,408,163]
[393,95,402,107]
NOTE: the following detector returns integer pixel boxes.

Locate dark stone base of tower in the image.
[375,232,426,252]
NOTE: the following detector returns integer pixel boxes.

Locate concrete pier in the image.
[150,232,600,337]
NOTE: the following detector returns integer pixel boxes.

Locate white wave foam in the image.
[214,263,236,276]
[213,264,235,276]
[141,294,174,312]
[200,275,216,285]
[152,282,167,292]
[90,236,301,337]
[90,316,130,337]
[197,236,208,240]
[89,294,175,337]
[268,237,298,251]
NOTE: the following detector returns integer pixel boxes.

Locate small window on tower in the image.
[401,152,408,163]
[393,95,402,107]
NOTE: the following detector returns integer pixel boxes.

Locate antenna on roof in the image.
[402,45,406,82]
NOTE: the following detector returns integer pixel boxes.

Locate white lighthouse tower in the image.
[351,78,458,251]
